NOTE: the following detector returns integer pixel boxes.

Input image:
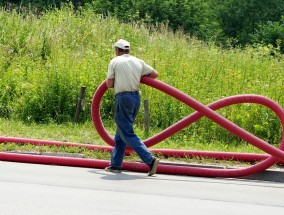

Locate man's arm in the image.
[106,78,114,88]
[147,70,159,78]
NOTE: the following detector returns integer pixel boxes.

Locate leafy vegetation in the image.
[2,0,284,52]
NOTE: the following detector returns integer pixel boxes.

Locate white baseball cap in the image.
[114,39,130,50]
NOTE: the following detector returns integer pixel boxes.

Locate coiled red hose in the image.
[91,76,284,177]
[1,77,284,177]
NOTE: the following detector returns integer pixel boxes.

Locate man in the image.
[105,39,159,176]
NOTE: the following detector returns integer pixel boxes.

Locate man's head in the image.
[114,39,130,55]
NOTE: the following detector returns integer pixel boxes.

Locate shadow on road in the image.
[88,169,152,181]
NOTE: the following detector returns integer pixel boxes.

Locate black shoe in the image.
[148,158,159,176]
[105,166,122,173]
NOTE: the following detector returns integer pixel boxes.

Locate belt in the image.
[115,91,139,96]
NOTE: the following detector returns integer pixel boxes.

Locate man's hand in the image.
[106,78,114,88]
[147,70,159,78]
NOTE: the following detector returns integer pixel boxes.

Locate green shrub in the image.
[250,17,284,54]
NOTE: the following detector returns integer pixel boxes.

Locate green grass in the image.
[0,118,268,167]
[0,118,106,144]
[0,118,264,153]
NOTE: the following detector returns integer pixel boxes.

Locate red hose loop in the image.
[91,76,284,177]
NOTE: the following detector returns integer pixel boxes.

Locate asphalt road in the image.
[0,161,284,215]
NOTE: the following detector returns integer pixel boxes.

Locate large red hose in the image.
[91,76,284,177]
[1,77,284,177]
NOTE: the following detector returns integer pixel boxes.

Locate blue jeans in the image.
[110,92,154,168]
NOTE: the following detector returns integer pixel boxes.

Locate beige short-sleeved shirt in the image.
[107,54,154,94]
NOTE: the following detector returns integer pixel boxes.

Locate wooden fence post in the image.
[74,86,86,123]
[144,99,150,133]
